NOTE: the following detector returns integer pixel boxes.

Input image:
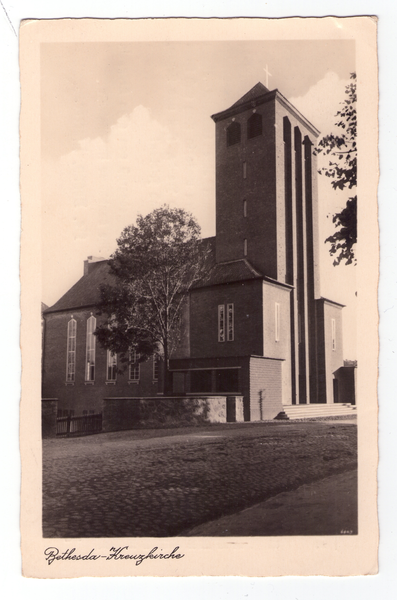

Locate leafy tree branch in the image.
[315,73,357,265]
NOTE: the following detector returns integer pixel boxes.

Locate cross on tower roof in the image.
[263,64,272,88]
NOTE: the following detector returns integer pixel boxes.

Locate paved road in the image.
[42,421,357,538]
[185,470,357,536]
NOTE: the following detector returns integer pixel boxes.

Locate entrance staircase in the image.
[281,403,356,420]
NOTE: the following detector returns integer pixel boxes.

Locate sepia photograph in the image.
[20,17,378,577]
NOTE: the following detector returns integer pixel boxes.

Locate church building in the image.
[42,82,348,425]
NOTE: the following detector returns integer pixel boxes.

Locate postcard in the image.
[20,16,378,577]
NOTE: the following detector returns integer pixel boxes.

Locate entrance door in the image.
[333,378,339,403]
[226,396,236,422]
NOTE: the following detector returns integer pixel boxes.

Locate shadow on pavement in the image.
[184,470,357,536]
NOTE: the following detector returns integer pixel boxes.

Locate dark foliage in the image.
[315,73,357,265]
[95,205,209,393]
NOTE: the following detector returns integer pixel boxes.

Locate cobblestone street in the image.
[42,420,357,538]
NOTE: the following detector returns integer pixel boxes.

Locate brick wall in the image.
[215,99,279,278]
[42,308,161,416]
[190,279,263,359]
[249,356,283,420]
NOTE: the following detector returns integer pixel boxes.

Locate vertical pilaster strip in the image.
[294,126,308,403]
[283,117,297,403]
[304,135,319,402]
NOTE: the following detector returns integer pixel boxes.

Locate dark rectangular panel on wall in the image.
[216,369,239,393]
[190,370,212,393]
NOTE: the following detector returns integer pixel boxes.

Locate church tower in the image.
[211,82,322,404]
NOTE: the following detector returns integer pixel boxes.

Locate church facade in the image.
[42,82,345,422]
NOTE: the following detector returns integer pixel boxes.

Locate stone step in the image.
[281,403,356,420]
[284,404,354,412]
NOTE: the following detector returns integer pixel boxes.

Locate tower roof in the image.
[230,82,270,109]
[211,82,320,136]
[211,82,275,122]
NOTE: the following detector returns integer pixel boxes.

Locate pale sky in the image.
[41,40,357,357]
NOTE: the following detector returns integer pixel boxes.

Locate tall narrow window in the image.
[243,161,247,179]
[129,349,140,382]
[244,238,248,256]
[275,302,280,342]
[247,112,262,139]
[227,304,234,341]
[226,121,241,146]
[218,305,225,342]
[153,354,159,381]
[85,315,96,381]
[331,318,336,351]
[106,350,117,381]
[243,199,247,217]
[66,317,77,382]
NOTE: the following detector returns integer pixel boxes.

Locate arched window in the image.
[66,317,77,382]
[85,314,96,381]
[247,112,262,139]
[226,121,241,146]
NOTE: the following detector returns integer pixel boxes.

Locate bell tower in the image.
[211,82,321,404]
[211,82,281,280]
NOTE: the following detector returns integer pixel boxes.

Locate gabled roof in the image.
[230,82,270,108]
[195,257,263,288]
[44,236,291,314]
[44,260,115,314]
[211,82,273,122]
[44,239,217,314]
